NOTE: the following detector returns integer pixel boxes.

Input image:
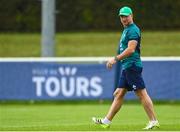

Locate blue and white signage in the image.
[0,62,115,100]
[1,58,180,100]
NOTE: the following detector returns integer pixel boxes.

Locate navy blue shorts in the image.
[118,64,146,91]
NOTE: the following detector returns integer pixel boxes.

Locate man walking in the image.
[92,6,160,130]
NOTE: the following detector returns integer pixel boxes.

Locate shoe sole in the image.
[143,125,160,130]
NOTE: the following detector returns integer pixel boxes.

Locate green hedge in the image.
[0,0,180,32]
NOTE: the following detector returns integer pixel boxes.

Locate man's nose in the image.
[122,17,127,21]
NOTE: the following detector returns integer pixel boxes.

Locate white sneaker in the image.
[143,120,160,130]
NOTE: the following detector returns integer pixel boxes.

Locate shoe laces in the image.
[96,118,103,124]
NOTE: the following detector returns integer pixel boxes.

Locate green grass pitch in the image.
[0,103,180,131]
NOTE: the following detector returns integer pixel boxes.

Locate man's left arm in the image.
[106,40,137,69]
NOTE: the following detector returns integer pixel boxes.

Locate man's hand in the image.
[106,57,117,69]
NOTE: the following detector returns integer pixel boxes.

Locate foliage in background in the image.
[0,0,180,32]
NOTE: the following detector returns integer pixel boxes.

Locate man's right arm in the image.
[106,40,137,69]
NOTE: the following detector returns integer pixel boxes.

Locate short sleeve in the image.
[127,29,140,41]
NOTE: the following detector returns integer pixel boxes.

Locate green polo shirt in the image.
[118,23,142,69]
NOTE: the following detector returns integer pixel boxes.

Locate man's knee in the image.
[135,89,148,100]
[113,88,126,100]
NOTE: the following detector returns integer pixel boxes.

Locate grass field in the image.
[0,31,180,57]
[1,103,180,131]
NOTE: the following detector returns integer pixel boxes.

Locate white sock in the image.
[151,120,158,122]
[150,120,158,124]
[102,117,111,124]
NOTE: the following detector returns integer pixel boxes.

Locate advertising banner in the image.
[0,60,180,100]
[0,62,115,100]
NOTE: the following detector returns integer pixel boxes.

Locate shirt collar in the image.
[125,23,134,29]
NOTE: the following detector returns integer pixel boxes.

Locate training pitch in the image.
[0,103,180,131]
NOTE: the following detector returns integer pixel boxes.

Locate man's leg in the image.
[106,88,127,121]
[92,88,127,128]
[135,89,157,121]
[92,69,127,128]
[135,89,159,129]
